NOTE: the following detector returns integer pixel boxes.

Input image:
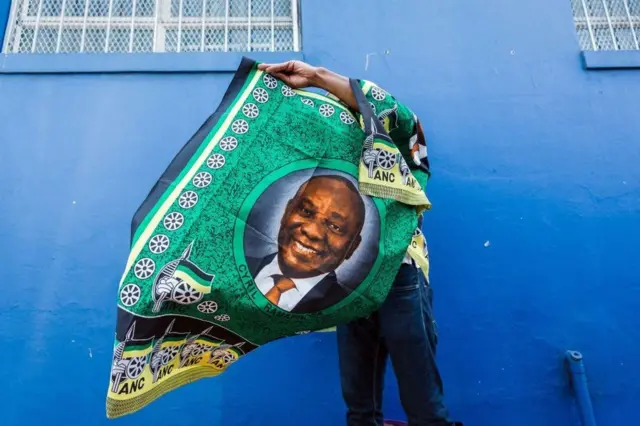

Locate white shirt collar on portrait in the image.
[254,255,329,312]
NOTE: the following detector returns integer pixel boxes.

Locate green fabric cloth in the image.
[106,58,421,418]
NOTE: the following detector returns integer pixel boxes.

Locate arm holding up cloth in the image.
[259,60,462,426]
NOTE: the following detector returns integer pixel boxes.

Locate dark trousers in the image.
[337,264,462,426]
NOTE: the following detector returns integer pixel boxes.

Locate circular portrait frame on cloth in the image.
[234,159,386,316]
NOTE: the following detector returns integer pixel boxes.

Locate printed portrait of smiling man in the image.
[249,175,366,313]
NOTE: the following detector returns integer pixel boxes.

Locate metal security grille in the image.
[571,0,640,50]
[2,0,300,53]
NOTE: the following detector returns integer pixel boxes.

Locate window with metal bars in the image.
[2,0,300,53]
[571,0,640,51]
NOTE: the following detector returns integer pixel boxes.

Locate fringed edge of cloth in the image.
[359,182,432,214]
[106,366,224,419]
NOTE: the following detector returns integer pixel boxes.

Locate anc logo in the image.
[151,242,215,313]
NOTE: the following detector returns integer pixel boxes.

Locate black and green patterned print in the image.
[106,57,418,419]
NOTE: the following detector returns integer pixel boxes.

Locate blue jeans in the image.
[337,264,461,426]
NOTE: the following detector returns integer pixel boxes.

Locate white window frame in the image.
[572,0,640,51]
[2,0,301,54]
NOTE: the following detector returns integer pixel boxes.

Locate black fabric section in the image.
[130,57,257,244]
[349,78,374,133]
[116,307,258,352]
[412,119,431,176]
[349,78,393,144]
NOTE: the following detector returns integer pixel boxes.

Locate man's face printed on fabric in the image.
[277,176,365,279]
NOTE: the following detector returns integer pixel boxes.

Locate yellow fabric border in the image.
[106,366,224,418]
[361,81,374,95]
[359,182,431,213]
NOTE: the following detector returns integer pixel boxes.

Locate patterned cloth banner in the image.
[106,57,427,418]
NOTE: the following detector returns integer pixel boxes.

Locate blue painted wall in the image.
[1,0,639,425]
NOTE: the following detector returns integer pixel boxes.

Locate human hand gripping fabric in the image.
[258,60,359,111]
[257,60,319,89]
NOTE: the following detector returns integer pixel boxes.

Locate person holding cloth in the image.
[258,60,462,426]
